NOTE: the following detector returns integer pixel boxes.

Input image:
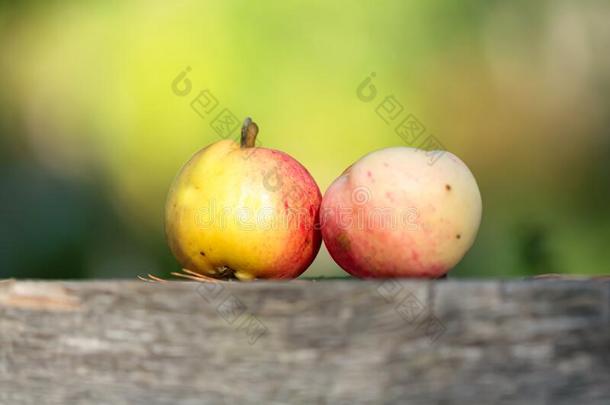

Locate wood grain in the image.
[1,280,608,404]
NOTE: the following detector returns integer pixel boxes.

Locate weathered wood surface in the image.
[0,279,608,404]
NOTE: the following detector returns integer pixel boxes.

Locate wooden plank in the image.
[0,280,608,404]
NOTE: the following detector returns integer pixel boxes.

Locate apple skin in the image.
[321,147,482,278]
[165,139,321,280]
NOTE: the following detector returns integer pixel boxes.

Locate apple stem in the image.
[240,117,259,148]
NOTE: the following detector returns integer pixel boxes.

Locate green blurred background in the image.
[1,0,609,279]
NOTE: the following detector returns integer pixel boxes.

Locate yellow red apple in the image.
[321,147,482,278]
[165,118,321,280]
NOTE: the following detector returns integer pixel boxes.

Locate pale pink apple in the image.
[321,147,482,278]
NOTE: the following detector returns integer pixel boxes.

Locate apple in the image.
[165,118,321,280]
[321,147,482,278]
